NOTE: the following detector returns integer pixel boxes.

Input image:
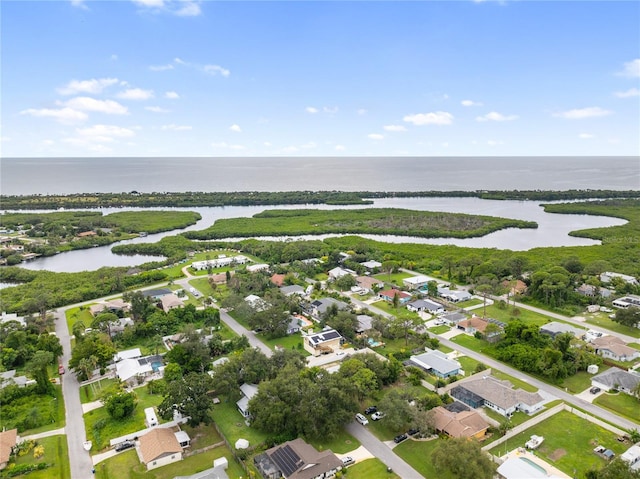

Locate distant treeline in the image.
[1,189,638,210]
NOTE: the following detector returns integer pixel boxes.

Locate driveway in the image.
[346,422,424,478]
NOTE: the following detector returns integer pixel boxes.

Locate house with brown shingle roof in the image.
[591,336,640,362]
[432,406,489,439]
[254,438,342,479]
[0,429,18,470]
[355,276,384,293]
[138,428,184,470]
[160,293,184,313]
[270,273,286,287]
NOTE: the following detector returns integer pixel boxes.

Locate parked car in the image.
[590,387,601,394]
[371,411,385,421]
[364,406,377,415]
[394,434,408,444]
[355,413,369,426]
[114,441,134,452]
[407,428,420,436]
[342,456,355,466]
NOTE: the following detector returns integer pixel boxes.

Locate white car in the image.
[355,413,369,425]
[342,456,355,466]
[371,411,385,421]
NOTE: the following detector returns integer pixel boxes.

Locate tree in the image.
[92,311,119,337]
[427,280,438,298]
[377,389,413,432]
[104,391,137,419]
[159,372,215,426]
[586,458,640,479]
[613,307,640,328]
[431,437,496,479]
[27,350,54,394]
[390,314,422,346]
[381,260,399,282]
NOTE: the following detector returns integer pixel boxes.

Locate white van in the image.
[355,413,369,425]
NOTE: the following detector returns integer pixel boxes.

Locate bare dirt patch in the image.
[549,448,567,461]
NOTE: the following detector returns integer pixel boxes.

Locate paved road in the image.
[54,307,96,479]
[436,334,640,431]
[346,422,424,479]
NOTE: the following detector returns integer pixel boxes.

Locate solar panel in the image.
[322,330,340,340]
[271,444,302,477]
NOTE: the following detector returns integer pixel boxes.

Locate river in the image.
[15,197,627,273]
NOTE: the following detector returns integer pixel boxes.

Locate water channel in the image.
[14,197,626,273]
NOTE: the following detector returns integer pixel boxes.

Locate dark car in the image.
[115,441,134,452]
[407,428,420,436]
[590,387,601,394]
[364,406,377,415]
[394,434,408,444]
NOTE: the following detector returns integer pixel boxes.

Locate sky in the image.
[1,0,639,158]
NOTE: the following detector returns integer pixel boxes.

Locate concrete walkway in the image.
[21,427,66,442]
[82,400,103,414]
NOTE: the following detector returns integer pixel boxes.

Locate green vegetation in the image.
[394,438,455,479]
[210,400,269,447]
[594,392,640,423]
[562,370,605,394]
[344,458,400,479]
[0,385,65,435]
[307,429,361,455]
[185,208,537,240]
[4,435,70,479]
[80,378,118,404]
[488,410,628,477]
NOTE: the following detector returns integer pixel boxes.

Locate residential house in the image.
[600,272,639,286]
[280,285,306,297]
[174,457,229,479]
[501,279,528,296]
[270,273,286,287]
[612,295,640,309]
[539,322,585,339]
[621,445,640,469]
[115,348,143,362]
[328,267,352,280]
[355,314,374,334]
[0,429,18,470]
[591,367,640,395]
[115,354,163,385]
[254,438,342,479]
[160,293,184,313]
[247,263,269,273]
[432,406,489,439]
[406,299,444,314]
[355,276,384,293]
[303,328,343,356]
[450,375,545,417]
[0,312,26,327]
[360,260,382,271]
[576,284,613,298]
[110,317,134,336]
[378,289,412,305]
[244,294,270,312]
[591,336,640,362]
[440,312,467,327]
[457,316,505,339]
[89,298,130,316]
[309,298,349,320]
[286,315,303,335]
[0,370,33,389]
[142,288,173,300]
[403,275,431,290]
[438,288,472,303]
[408,349,461,378]
[138,427,187,470]
[236,383,259,419]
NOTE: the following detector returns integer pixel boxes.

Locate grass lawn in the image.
[368,336,424,359]
[594,392,640,423]
[308,429,361,454]
[94,446,245,479]
[210,400,269,448]
[449,333,490,354]
[456,298,483,308]
[394,438,455,479]
[346,458,400,479]
[66,306,95,333]
[488,410,628,477]
[261,333,309,355]
[428,325,450,335]
[457,355,482,375]
[10,435,70,479]
[84,390,164,450]
[562,370,607,394]
[373,271,414,285]
[370,300,420,320]
[180,423,223,449]
[80,378,118,403]
[483,408,530,428]
[584,313,640,339]
[481,304,562,328]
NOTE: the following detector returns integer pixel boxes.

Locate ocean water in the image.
[1,156,639,195]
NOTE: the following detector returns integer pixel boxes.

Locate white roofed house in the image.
[621,444,640,470]
[437,287,472,303]
[409,349,461,378]
[236,383,259,419]
[328,267,351,280]
[403,275,431,290]
[360,260,382,271]
[600,271,639,286]
[244,294,270,312]
[303,328,343,356]
[280,285,306,297]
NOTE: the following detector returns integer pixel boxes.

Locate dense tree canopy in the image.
[431,437,496,479]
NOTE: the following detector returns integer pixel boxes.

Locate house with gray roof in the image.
[254,438,342,479]
[440,312,467,326]
[406,299,445,314]
[451,375,545,417]
[539,321,586,339]
[591,367,640,395]
[356,314,374,334]
[280,285,306,297]
[309,298,349,320]
[236,383,259,419]
[409,349,461,378]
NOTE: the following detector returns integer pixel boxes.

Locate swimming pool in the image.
[151,361,163,372]
[519,457,548,475]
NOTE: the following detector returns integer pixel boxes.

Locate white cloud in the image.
[175,1,201,16]
[203,64,230,77]
[150,64,174,71]
[174,57,188,65]
[58,78,119,95]
[305,107,319,114]
[614,88,639,98]
[487,140,504,146]
[110,54,118,61]
[618,58,640,78]
[335,145,346,151]
[323,106,338,114]
[357,109,368,115]
[263,141,272,147]
[21,107,88,124]
[476,111,518,122]
[164,91,180,99]
[282,146,299,153]
[229,124,242,133]
[116,88,155,100]
[70,0,89,10]
[76,124,136,141]
[133,0,164,6]
[301,141,317,149]
[211,141,245,150]
[579,133,594,139]
[383,125,407,132]
[132,0,201,16]
[368,133,384,140]
[403,111,454,126]
[461,100,483,107]
[161,124,192,131]
[145,106,170,113]
[553,107,612,120]
[63,97,129,115]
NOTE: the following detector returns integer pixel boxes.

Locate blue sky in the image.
[2,0,639,157]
